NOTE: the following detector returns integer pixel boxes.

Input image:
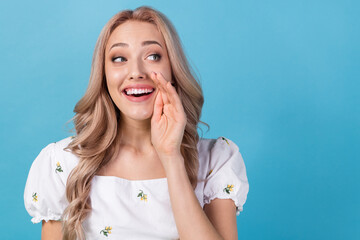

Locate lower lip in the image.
[122,91,155,102]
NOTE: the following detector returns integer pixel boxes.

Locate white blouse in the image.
[24,136,249,240]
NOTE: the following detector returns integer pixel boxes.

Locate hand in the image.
[150,71,187,161]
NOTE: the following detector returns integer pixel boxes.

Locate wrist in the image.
[157,150,182,161]
[159,153,184,172]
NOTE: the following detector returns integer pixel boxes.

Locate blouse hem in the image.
[31,214,62,224]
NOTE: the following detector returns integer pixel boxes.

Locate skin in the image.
[41,220,62,240]
[42,20,238,240]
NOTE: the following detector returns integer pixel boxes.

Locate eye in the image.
[112,56,127,63]
[147,53,161,61]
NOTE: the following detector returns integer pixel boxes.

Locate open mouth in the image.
[122,88,155,99]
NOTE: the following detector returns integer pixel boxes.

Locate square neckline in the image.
[93,174,168,182]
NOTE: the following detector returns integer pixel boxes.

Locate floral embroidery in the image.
[32,192,38,202]
[137,190,148,202]
[207,169,213,177]
[55,161,63,173]
[221,137,230,145]
[100,226,112,236]
[223,184,234,194]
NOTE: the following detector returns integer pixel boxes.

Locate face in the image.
[104,20,172,122]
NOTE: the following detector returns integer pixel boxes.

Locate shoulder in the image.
[30,136,79,183]
[198,136,240,152]
[197,136,242,173]
[53,136,80,169]
[198,136,242,179]
[24,136,78,223]
[197,136,249,215]
[52,136,80,180]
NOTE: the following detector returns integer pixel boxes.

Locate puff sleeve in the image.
[203,137,249,216]
[24,142,68,223]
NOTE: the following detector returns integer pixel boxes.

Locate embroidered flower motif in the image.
[55,161,63,173]
[100,226,112,236]
[223,184,234,194]
[221,137,230,145]
[137,190,148,202]
[32,192,38,202]
[207,169,213,177]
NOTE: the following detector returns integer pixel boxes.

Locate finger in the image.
[155,72,172,105]
[166,81,184,113]
[151,71,160,87]
[151,72,166,104]
[157,72,181,110]
[155,72,170,105]
[152,90,163,122]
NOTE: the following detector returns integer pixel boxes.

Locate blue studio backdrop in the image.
[0,0,359,239]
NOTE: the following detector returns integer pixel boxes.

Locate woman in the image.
[24,6,249,240]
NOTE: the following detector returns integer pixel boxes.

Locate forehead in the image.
[106,21,165,50]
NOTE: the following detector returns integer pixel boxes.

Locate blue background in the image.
[0,0,359,239]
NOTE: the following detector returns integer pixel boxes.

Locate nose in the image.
[129,59,146,80]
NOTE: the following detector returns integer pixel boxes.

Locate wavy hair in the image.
[61,5,209,240]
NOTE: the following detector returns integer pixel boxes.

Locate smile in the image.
[124,88,154,96]
[122,88,156,102]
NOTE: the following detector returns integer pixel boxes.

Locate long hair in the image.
[61,6,209,240]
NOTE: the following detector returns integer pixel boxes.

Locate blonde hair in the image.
[61,5,208,240]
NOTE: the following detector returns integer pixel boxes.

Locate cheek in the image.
[163,61,173,82]
[105,72,126,105]
[157,65,172,82]
[106,70,125,89]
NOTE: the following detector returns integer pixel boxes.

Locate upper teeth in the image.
[125,88,154,95]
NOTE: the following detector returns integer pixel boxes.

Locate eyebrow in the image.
[109,40,163,52]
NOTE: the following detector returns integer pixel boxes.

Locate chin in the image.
[133,115,152,121]
[125,109,154,121]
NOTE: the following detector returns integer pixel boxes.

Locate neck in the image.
[117,116,154,154]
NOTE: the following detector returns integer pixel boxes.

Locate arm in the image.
[164,156,237,240]
[203,198,238,240]
[41,220,63,240]
[151,72,238,239]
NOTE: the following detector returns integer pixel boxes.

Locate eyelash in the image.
[111,53,162,63]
